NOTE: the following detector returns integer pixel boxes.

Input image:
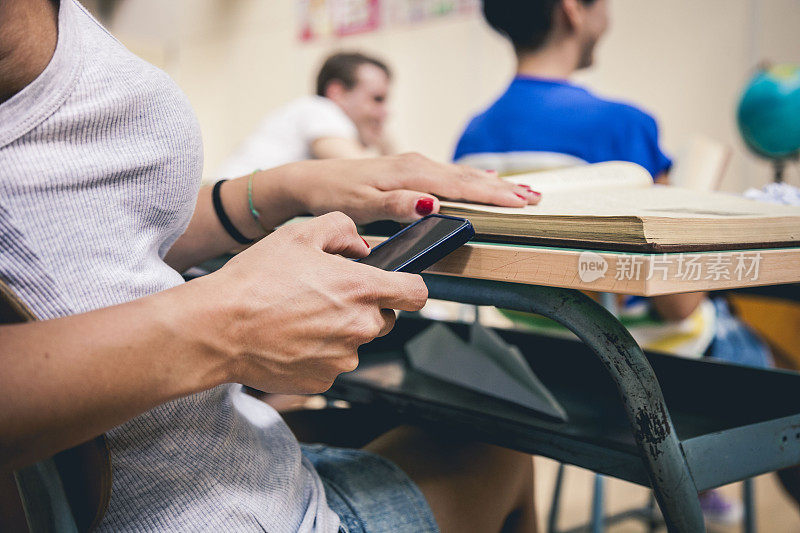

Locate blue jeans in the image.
[706,298,772,368]
[301,444,439,533]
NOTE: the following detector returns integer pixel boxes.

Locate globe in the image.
[737,63,800,160]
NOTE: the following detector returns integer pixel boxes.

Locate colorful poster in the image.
[333,0,381,36]
[298,0,479,42]
[383,0,478,26]
[298,0,380,41]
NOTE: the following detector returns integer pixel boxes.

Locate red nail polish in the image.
[360,236,370,248]
[520,184,533,191]
[415,197,434,216]
[515,193,527,200]
[530,190,542,199]
[486,169,498,173]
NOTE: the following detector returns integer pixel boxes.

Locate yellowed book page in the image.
[503,161,652,194]
[442,185,800,220]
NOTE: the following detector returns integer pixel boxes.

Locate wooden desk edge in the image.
[364,237,800,296]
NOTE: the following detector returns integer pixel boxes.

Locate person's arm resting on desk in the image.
[165,153,539,271]
[311,136,381,159]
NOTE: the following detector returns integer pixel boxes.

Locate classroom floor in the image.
[534,456,800,532]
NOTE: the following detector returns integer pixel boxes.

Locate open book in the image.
[440,162,800,252]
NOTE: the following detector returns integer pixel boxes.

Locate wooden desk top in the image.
[364,237,800,296]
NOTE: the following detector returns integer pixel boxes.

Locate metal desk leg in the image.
[743,478,756,533]
[547,463,565,533]
[423,274,705,533]
[647,493,659,532]
[591,474,605,533]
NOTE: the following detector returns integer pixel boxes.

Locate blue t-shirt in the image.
[454,76,672,178]
[453,77,775,365]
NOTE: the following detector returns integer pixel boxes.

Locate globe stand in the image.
[772,153,799,183]
[774,159,785,183]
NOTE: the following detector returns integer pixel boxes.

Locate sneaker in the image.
[698,489,744,526]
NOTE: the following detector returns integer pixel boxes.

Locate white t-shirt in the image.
[215,95,358,179]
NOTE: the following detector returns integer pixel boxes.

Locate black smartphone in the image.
[357,214,474,273]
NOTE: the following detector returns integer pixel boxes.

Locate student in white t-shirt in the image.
[217,52,393,178]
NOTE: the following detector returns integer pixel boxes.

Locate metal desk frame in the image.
[418,274,705,532]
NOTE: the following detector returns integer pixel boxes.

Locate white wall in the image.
[98,0,800,190]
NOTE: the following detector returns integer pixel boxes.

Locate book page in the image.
[442,185,800,219]
[503,161,653,194]
[669,135,730,191]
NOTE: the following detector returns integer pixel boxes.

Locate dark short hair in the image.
[482,0,597,54]
[315,52,392,97]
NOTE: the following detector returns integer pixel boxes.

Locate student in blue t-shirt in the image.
[454,0,671,182]
[455,74,672,179]
[455,0,792,524]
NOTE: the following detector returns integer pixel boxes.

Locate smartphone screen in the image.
[357,215,471,272]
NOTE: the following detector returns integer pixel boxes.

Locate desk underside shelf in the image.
[331,317,800,491]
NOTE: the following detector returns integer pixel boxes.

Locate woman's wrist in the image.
[273,158,357,218]
[152,278,238,393]
[165,166,315,274]
[249,164,310,229]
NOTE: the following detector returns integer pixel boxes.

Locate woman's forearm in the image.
[1,211,429,471]
[165,155,539,273]
[165,166,305,272]
[651,292,707,321]
[0,277,231,471]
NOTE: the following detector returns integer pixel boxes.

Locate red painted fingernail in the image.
[530,190,542,199]
[520,184,533,191]
[486,169,497,174]
[515,193,527,200]
[415,197,434,216]
[360,236,370,248]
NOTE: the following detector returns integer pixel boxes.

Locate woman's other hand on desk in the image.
[197,211,427,394]
[282,152,541,224]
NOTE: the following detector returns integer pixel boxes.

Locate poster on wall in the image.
[382,0,479,26]
[298,0,380,41]
[298,0,479,42]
